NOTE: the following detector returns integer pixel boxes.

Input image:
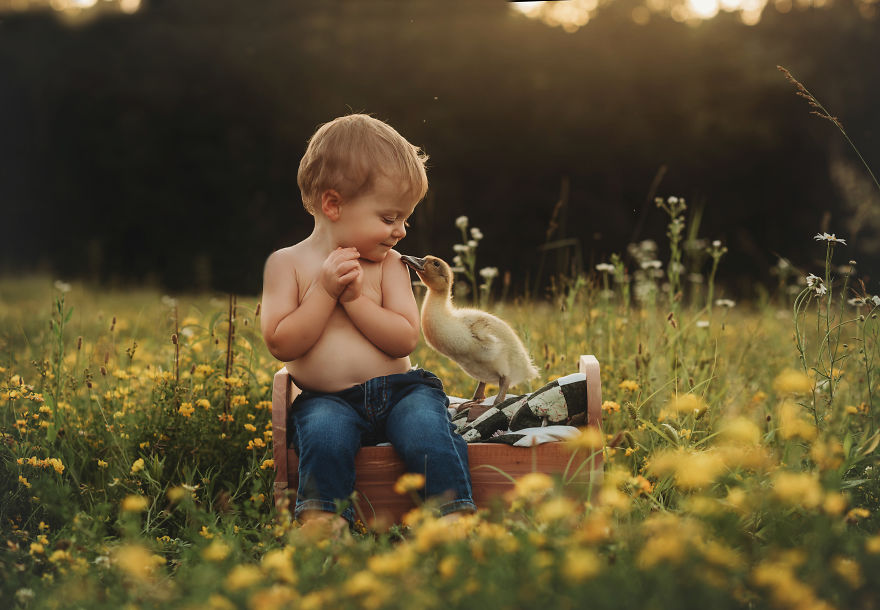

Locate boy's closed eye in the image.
[383,216,412,228]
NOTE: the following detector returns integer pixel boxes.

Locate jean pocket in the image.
[417,369,446,392]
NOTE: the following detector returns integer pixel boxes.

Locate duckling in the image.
[401,255,539,405]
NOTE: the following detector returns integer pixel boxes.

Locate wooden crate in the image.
[272,355,603,525]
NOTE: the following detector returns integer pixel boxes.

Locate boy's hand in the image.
[339,262,363,304]
[319,247,361,299]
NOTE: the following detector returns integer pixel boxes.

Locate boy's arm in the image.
[341,251,420,359]
[261,248,360,361]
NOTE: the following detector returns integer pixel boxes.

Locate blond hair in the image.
[297,114,429,214]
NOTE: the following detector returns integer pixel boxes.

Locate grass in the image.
[2,222,880,608]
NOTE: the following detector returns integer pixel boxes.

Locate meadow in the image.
[2,206,880,609]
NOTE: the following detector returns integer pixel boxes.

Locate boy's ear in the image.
[320,189,343,221]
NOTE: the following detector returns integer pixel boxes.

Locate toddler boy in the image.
[260,114,475,531]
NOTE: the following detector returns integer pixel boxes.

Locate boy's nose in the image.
[392,223,407,238]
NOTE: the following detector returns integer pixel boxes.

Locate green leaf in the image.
[840,478,869,489]
[861,431,880,457]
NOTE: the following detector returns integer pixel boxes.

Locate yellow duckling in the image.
[402,255,539,405]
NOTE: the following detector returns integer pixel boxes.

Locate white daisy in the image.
[813,232,847,245]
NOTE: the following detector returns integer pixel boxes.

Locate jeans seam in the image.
[436,392,474,503]
[294,499,356,524]
[436,499,477,516]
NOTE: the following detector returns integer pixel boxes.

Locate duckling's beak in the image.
[401,255,426,271]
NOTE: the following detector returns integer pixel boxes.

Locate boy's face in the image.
[332,176,418,263]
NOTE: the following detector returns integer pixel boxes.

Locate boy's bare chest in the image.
[298,259,383,306]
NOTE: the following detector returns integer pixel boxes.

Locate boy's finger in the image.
[336,260,360,275]
[331,248,360,262]
[338,269,360,284]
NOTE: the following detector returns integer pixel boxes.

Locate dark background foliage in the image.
[1,0,878,296]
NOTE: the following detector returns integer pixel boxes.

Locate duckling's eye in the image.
[432,261,440,267]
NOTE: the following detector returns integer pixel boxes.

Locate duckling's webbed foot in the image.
[491,377,509,406]
[471,381,486,402]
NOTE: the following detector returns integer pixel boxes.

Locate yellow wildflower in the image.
[510,472,554,501]
[130,458,145,474]
[178,402,195,417]
[193,364,215,378]
[261,548,296,584]
[845,507,870,523]
[49,549,71,563]
[197,398,211,409]
[224,564,262,591]
[648,448,726,490]
[602,400,621,413]
[416,516,471,553]
[718,417,761,446]
[777,401,817,441]
[771,472,823,509]
[202,540,231,562]
[823,492,847,516]
[865,535,880,554]
[230,395,248,407]
[114,544,162,581]
[206,594,236,610]
[536,496,576,524]
[19,475,30,488]
[438,555,459,580]
[244,423,257,432]
[564,426,604,451]
[773,369,813,395]
[618,380,640,392]
[97,459,108,468]
[249,585,298,610]
[219,376,243,388]
[344,570,383,597]
[393,473,425,494]
[832,556,863,588]
[29,542,45,555]
[663,393,708,418]
[260,459,275,470]
[246,437,266,450]
[367,547,415,576]
[562,549,601,582]
[121,495,149,512]
[166,486,186,502]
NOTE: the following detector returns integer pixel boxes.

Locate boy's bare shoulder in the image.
[380,249,407,276]
[264,242,310,275]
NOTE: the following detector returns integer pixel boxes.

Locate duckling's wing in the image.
[467,317,504,358]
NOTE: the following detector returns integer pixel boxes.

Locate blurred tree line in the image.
[1,0,878,297]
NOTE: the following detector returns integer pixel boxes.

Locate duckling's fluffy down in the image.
[422,305,539,388]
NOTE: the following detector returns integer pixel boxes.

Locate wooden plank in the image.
[285,441,601,525]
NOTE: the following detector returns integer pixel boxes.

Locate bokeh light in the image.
[510,0,877,29]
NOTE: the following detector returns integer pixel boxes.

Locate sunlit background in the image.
[511,0,877,28]
[1,0,878,295]
[5,0,876,25]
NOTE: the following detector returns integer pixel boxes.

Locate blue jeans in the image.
[288,368,475,523]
